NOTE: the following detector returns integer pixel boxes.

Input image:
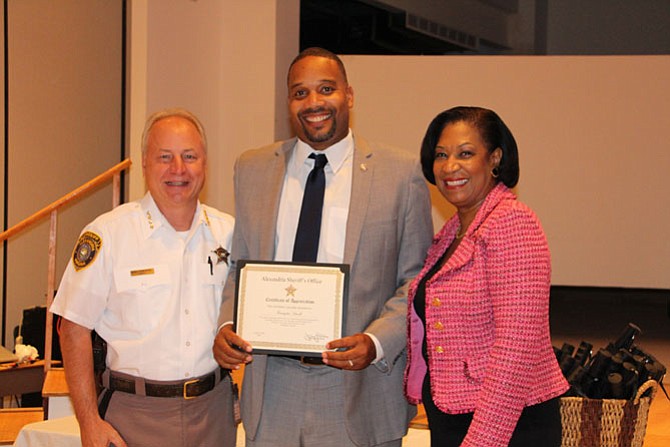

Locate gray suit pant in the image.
[246,356,401,447]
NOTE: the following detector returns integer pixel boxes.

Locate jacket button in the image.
[433,321,444,330]
[431,298,441,307]
[435,346,444,353]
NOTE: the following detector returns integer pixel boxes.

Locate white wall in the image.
[343,54,670,289]
[128,0,300,215]
[128,4,669,290]
[2,0,123,346]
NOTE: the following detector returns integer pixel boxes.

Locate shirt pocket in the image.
[199,261,228,308]
[112,264,171,333]
[114,264,171,292]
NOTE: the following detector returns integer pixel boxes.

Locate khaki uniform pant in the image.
[101,376,237,447]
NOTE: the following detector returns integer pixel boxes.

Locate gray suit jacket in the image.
[220,136,433,445]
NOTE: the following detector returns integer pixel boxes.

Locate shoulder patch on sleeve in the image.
[72,231,102,271]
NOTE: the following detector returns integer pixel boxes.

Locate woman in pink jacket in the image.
[405,106,568,447]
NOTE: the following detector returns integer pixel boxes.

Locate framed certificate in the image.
[234,260,349,356]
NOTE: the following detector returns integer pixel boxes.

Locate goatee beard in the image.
[302,118,337,144]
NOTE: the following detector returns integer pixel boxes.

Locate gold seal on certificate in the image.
[234,260,349,356]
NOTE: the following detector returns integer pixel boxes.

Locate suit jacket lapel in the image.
[433,184,511,276]
[343,137,374,267]
[258,140,294,259]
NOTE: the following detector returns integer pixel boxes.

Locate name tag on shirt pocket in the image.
[114,264,170,293]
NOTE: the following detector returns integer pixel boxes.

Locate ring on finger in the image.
[348,359,354,367]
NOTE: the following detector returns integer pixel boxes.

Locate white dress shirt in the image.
[275,131,353,263]
[275,130,384,361]
[51,193,234,380]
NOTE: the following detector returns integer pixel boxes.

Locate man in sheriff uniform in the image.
[51,108,237,447]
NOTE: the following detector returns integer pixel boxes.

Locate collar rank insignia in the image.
[212,246,229,266]
[73,231,102,271]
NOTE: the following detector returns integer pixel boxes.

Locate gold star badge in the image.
[212,246,229,265]
[285,284,296,297]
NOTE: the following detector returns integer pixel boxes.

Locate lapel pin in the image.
[360,163,368,172]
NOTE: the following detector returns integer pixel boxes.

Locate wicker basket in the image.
[560,380,657,447]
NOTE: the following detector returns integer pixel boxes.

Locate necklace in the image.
[455,226,466,239]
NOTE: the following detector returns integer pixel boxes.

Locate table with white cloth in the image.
[12,415,80,447]
[12,416,248,447]
[12,415,429,446]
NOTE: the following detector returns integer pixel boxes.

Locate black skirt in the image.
[421,372,562,447]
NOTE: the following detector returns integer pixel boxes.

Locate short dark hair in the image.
[287,47,348,84]
[420,106,519,188]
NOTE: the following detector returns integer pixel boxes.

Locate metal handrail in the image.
[1,158,131,371]
[0,159,131,243]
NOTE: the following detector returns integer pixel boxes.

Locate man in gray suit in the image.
[214,47,432,446]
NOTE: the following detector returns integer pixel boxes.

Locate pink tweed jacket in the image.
[404,183,568,447]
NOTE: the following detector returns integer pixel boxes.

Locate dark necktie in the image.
[292,153,328,262]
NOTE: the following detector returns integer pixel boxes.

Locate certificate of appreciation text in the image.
[234,260,349,356]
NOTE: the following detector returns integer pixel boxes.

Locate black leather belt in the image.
[281,355,325,366]
[108,368,224,399]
